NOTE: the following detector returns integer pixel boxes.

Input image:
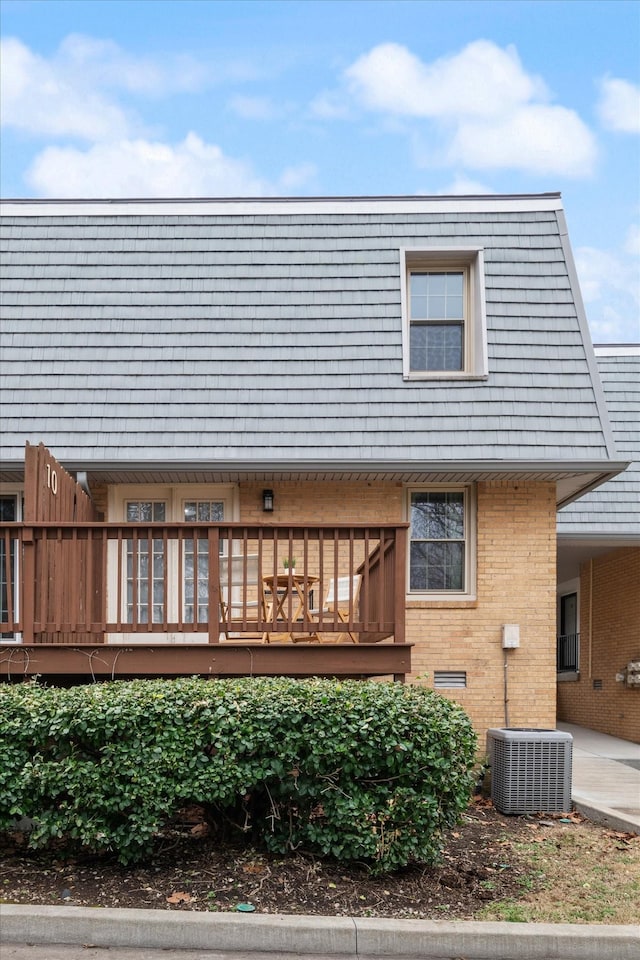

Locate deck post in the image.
[21,527,35,643]
[394,525,407,645]
[208,527,221,643]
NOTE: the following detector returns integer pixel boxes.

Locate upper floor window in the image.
[409,269,465,372]
[407,485,476,598]
[401,248,488,380]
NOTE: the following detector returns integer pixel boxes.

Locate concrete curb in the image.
[2,904,639,960]
[572,795,640,834]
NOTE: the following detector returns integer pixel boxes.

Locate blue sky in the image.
[1,0,639,342]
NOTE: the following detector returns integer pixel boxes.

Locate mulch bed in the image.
[0,798,566,919]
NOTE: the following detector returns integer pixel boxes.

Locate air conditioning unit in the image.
[487,728,573,814]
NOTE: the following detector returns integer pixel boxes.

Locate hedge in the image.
[0,677,477,873]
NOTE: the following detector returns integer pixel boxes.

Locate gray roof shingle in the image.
[0,196,621,489]
[558,348,640,536]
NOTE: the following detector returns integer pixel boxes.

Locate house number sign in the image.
[46,463,58,495]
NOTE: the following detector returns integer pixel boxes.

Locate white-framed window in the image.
[182,499,225,625]
[400,248,488,379]
[0,486,23,642]
[557,578,580,675]
[406,485,476,598]
[124,499,168,625]
[107,484,238,641]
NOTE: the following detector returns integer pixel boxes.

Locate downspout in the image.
[76,471,92,500]
[588,558,593,679]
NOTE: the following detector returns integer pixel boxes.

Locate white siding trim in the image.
[0,195,564,218]
[557,209,619,460]
[594,345,640,356]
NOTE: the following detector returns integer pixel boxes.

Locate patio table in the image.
[261,573,319,643]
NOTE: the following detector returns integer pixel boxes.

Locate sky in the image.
[1,0,639,343]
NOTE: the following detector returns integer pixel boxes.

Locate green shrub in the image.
[0,677,477,873]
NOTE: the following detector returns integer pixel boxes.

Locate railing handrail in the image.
[556,632,580,671]
[1,521,410,531]
[1,520,406,645]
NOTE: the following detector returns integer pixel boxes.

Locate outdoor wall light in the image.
[262,489,274,512]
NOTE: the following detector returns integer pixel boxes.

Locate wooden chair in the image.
[219,554,260,637]
[294,575,361,643]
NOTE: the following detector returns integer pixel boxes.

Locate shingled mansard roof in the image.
[0,195,627,504]
[558,345,640,538]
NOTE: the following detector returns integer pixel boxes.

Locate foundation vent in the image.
[434,671,467,688]
[487,728,573,814]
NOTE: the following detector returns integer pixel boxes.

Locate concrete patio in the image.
[558,721,640,832]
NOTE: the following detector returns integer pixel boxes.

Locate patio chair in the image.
[218,554,261,637]
[293,574,361,643]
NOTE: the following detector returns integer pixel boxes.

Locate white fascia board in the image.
[0,194,564,218]
[594,344,640,356]
[28,458,629,476]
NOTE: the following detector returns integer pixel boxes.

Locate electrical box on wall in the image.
[626,660,640,687]
[502,624,520,649]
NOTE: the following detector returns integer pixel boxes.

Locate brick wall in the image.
[237,480,403,524]
[96,476,557,740]
[407,481,557,738]
[240,479,557,739]
[557,547,640,743]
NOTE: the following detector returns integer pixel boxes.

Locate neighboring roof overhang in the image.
[0,458,628,506]
[557,532,640,583]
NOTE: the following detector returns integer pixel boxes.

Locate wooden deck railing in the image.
[0,522,407,645]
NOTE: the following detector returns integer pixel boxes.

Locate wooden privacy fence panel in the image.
[0,522,407,645]
[24,442,96,523]
[23,443,103,643]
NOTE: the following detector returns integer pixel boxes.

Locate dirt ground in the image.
[1,798,638,923]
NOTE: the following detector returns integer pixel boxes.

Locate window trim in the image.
[106,483,239,642]
[108,483,239,524]
[0,485,24,643]
[400,247,488,380]
[557,577,580,677]
[405,483,477,600]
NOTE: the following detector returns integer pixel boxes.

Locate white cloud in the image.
[228,95,276,120]
[278,162,318,191]
[0,36,132,141]
[439,176,495,195]
[451,104,597,177]
[575,237,640,342]
[25,133,276,198]
[341,40,596,178]
[309,90,351,119]
[346,40,546,119]
[625,224,640,257]
[597,77,640,134]
[56,33,208,95]
[0,34,213,143]
[3,34,317,199]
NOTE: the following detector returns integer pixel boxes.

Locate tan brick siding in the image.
[557,547,640,743]
[407,481,557,739]
[240,479,557,740]
[99,477,557,741]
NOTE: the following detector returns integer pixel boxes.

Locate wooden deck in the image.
[0,641,412,682]
[0,519,411,681]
